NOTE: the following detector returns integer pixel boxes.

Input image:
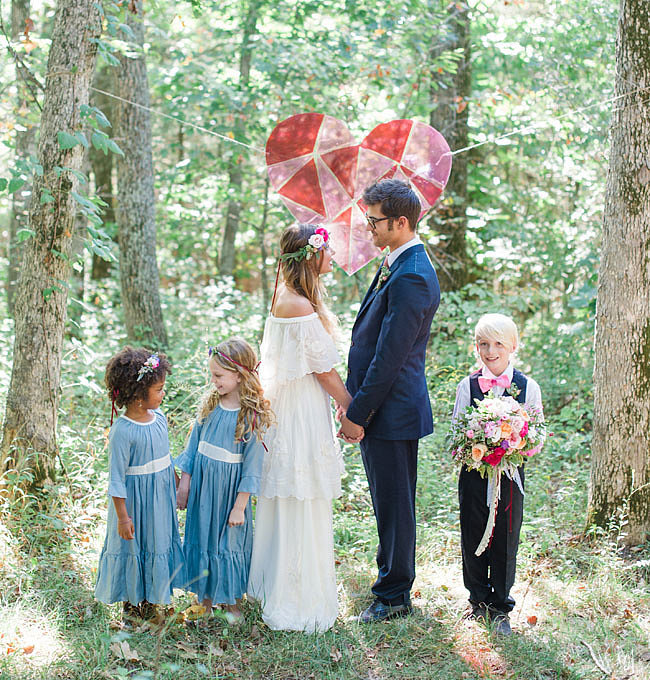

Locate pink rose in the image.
[520,422,529,437]
[315,226,329,242]
[466,430,474,439]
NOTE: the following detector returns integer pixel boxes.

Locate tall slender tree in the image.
[89,66,115,280]
[428,0,471,291]
[114,0,167,348]
[218,0,264,277]
[1,0,101,482]
[589,0,650,544]
[7,0,37,314]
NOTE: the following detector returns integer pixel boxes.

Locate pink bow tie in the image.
[478,373,511,393]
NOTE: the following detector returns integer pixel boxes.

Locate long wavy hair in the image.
[197,337,274,442]
[278,223,337,336]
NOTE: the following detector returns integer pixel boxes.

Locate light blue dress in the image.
[95,409,185,605]
[175,405,264,605]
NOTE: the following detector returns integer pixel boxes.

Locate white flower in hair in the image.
[308,233,325,249]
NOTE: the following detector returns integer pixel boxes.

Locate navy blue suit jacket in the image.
[345,243,440,440]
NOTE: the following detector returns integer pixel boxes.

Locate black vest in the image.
[469,368,527,407]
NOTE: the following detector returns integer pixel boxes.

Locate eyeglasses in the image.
[364,213,394,230]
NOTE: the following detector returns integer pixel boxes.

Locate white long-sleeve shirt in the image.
[452,363,544,423]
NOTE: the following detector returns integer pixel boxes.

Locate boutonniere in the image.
[505,381,521,399]
[375,264,391,291]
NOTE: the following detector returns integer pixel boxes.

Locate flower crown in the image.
[280,227,329,263]
[136,354,160,381]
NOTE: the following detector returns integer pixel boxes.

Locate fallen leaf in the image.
[412,590,421,598]
[110,640,139,662]
[527,615,538,626]
[183,604,207,620]
[330,646,342,663]
[23,645,34,655]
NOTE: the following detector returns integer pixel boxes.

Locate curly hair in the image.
[197,337,274,443]
[279,223,337,336]
[105,346,172,409]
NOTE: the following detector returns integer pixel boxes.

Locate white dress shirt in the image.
[386,235,422,267]
[452,362,544,423]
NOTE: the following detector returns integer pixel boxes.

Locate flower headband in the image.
[280,227,329,263]
[137,354,160,381]
[208,347,260,374]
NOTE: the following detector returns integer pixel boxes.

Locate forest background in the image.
[0,0,648,678]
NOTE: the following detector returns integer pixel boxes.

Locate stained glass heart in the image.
[266,113,452,274]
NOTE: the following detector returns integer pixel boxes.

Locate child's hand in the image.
[118,517,135,540]
[176,473,191,510]
[228,507,245,527]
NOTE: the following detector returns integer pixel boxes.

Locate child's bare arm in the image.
[228,492,251,526]
[112,496,134,540]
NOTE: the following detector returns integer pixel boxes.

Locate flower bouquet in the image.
[450,390,546,555]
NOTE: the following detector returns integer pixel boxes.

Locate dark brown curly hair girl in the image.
[105,346,172,409]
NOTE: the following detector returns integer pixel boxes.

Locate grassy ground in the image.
[0,425,648,680]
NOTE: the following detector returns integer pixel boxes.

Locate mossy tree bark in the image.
[428,0,471,291]
[7,0,38,315]
[589,0,650,545]
[1,0,101,483]
[114,0,167,348]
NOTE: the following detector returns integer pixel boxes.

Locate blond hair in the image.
[197,337,274,442]
[278,223,337,336]
[474,313,519,353]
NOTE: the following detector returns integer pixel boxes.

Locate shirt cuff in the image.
[237,476,260,495]
[107,481,127,498]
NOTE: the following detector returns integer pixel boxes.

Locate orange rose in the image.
[500,422,513,437]
[471,443,487,461]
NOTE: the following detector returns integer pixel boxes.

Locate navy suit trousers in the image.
[360,436,418,605]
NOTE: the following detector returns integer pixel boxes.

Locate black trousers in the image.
[360,436,418,605]
[458,466,525,613]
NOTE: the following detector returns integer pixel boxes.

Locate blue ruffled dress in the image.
[94,409,185,605]
[175,405,264,605]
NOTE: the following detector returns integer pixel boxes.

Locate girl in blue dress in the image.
[95,347,185,620]
[176,337,273,623]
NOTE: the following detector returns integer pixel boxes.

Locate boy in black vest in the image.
[452,314,544,635]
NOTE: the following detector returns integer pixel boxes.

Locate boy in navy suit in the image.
[339,179,440,622]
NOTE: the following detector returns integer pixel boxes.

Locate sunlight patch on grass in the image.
[0,604,70,673]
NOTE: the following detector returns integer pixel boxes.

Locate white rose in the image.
[308,234,325,249]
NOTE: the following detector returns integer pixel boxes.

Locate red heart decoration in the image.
[266,113,452,274]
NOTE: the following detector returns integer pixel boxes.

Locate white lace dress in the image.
[248,313,344,632]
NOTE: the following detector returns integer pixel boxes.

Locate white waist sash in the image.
[125,453,172,476]
[198,440,242,464]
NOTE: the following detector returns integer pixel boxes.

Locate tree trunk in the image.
[89,66,114,280]
[7,0,37,315]
[1,0,100,483]
[218,0,262,277]
[428,1,471,291]
[589,0,650,545]
[114,0,167,348]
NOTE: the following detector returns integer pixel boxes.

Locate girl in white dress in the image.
[248,224,358,632]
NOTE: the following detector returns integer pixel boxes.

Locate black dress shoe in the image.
[359,598,413,623]
[469,604,489,622]
[491,613,512,636]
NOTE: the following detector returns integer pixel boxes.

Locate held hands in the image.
[118,517,135,540]
[176,472,191,510]
[228,507,245,527]
[337,413,365,444]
